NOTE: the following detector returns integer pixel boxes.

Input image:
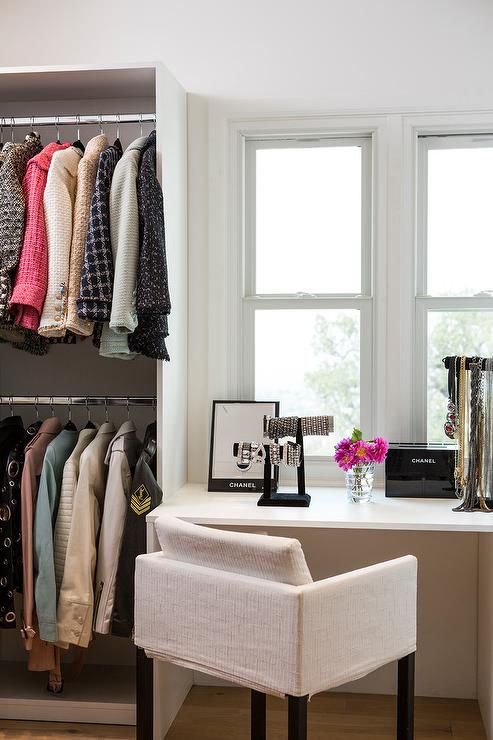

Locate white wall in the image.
[1,0,493,110]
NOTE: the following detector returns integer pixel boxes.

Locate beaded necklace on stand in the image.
[454,357,491,512]
[454,355,468,499]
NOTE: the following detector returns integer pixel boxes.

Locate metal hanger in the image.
[9,397,14,417]
[126,396,130,420]
[10,117,14,143]
[115,113,121,142]
[55,116,60,144]
[34,396,39,420]
[65,397,76,431]
[139,112,143,137]
[99,114,104,136]
[84,397,96,430]
[104,397,109,422]
[50,396,55,417]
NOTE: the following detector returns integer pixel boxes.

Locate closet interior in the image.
[0,63,187,729]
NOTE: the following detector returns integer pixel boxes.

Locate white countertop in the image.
[148,484,493,533]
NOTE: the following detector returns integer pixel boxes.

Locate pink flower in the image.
[352,440,372,465]
[334,437,356,471]
[369,437,389,464]
[334,433,389,469]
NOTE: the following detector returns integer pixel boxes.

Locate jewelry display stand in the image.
[258,419,311,507]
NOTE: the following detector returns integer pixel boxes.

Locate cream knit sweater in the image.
[99,135,147,359]
[39,146,83,337]
[66,135,108,336]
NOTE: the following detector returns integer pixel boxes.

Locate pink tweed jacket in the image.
[10,142,70,330]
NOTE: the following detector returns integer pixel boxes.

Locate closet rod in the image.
[2,113,156,128]
[0,396,156,406]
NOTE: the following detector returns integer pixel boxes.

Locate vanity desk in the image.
[147,485,493,739]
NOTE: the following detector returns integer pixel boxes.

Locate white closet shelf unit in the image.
[0,63,187,736]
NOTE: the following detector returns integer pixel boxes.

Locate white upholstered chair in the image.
[134,516,417,740]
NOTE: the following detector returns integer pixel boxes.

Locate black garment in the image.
[111,422,162,638]
[6,421,41,596]
[0,415,25,628]
[128,131,171,361]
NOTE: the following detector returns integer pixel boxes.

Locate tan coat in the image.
[38,146,82,337]
[56,421,115,648]
[93,421,141,634]
[65,134,108,336]
[20,417,61,670]
[53,427,98,592]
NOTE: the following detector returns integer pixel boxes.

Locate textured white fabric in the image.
[53,427,97,592]
[135,547,417,698]
[39,146,82,336]
[154,515,313,586]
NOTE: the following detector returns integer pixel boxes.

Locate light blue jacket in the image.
[34,428,78,642]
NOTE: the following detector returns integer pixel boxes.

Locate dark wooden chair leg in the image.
[397,652,415,740]
[251,690,266,740]
[288,695,308,740]
[136,647,154,740]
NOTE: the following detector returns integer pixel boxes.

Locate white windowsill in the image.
[148,483,493,533]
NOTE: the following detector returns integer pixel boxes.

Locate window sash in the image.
[240,296,373,461]
[244,135,373,299]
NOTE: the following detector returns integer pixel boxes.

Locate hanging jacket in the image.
[93,420,141,635]
[56,421,115,648]
[65,134,108,336]
[33,428,78,643]
[53,426,97,592]
[0,134,43,317]
[0,415,26,629]
[9,142,71,331]
[38,146,83,337]
[77,140,123,322]
[3,421,43,604]
[129,130,171,361]
[99,135,147,360]
[111,422,162,638]
[20,416,61,652]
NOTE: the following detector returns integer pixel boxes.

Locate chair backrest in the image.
[154,515,313,586]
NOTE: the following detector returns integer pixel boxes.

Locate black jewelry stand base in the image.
[257,492,311,507]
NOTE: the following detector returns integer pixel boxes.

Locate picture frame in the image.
[208,400,280,493]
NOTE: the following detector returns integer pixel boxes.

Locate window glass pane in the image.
[427,146,493,296]
[255,309,360,455]
[427,311,493,442]
[255,145,362,294]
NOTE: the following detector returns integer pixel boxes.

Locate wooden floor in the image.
[0,687,487,739]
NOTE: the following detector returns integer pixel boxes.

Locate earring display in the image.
[230,410,334,507]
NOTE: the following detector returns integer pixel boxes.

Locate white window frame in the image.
[415,129,493,442]
[209,113,390,484]
[242,135,373,454]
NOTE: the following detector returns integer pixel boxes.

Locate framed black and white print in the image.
[208,400,280,493]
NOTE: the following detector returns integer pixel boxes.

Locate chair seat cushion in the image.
[154,515,313,586]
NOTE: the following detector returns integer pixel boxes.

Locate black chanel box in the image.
[385,443,456,499]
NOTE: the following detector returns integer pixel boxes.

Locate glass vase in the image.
[345,462,375,503]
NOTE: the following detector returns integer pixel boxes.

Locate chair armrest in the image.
[298,555,417,695]
[134,552,302,696]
